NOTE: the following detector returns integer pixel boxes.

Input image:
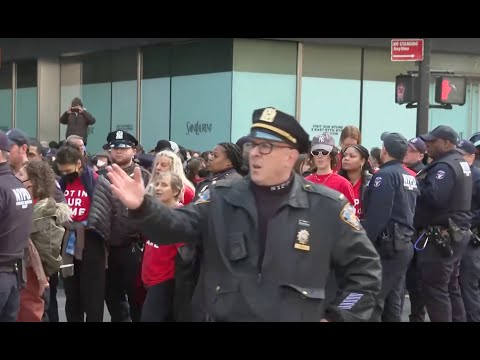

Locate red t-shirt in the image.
[305,173,355,205]
[352,179,364,219]
[182,185,195,205]
[64,174,97,222]
[142,204,185,287]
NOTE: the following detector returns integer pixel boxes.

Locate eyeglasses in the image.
[311,149,331,157]
[244,141,293,155]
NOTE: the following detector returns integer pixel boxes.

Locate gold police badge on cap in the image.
[259,108,277,123]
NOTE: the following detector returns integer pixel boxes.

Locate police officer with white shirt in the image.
[363,132,419,322]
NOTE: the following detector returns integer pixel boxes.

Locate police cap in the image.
[457,139,476,155]
[6,128,29,147]
[407,137,427,154]
[420,125,458,144]
[107,130,138,149]
[249,107,310,154]
[381,132,408,160]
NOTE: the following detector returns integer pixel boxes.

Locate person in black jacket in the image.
[457,140,480,322]
[87,130,150,322]
[414,126,472,322]
[107,107,381,322]
[59,98,96,145]
[0,130,33,321]
[362,132,419,322]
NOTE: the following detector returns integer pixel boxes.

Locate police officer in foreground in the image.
[107,107,382,322]
[0,130,33,321]
[414,125,472,322]
[457,140,480,322]
[88,130,150,322]
[362,132,418,322]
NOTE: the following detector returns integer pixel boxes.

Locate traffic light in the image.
[395,75,418,104]
[434,76,466,105]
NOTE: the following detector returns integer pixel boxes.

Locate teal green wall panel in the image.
[362,80,417,150]
[15,87,37,137]
[81,83,112,153]
[300,77,360,147]
[111,80,137,136]
[0,89,12,132]
[231,71,296,142]
[141,78,171,152]
[170,72,232,152]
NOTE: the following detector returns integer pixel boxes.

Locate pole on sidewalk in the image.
[416,38,431,136]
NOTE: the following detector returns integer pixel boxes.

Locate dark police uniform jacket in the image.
[363,160,419,242]
[0,162,33,266]
[129,174,382,322]
[414,150,473,230]
[194,168,242,202]
[470,165,480,228]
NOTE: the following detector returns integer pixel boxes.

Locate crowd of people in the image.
[0,97,479,322]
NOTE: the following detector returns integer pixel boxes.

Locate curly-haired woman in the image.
[16,160,71,321]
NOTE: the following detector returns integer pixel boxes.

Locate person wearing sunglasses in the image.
[106,107,381,322]
[305,133,355,206]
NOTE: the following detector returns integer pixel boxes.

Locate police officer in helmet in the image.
[363,132,418,322]
[414,125,472,322]
[107,107,382,322]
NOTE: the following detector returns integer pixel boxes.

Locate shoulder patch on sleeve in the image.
[195,188,211,204]
[340,203,362,231]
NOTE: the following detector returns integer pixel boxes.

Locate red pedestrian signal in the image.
[434,76,466,105]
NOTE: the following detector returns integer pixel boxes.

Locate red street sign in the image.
[391,39,424,62]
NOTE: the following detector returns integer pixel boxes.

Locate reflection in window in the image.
[16,60,37,137]
[0,63,12,131]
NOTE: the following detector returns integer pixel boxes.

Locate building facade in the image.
[0,38,479,153]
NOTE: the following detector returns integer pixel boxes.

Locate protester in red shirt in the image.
[334,125,362,172]
[55,144,100,322]
[141,171,185,322]
[305,133,355,205]
[339,144,373,219]
[151,150,196,205]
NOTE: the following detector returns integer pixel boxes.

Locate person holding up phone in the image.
[59,98,96,146]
